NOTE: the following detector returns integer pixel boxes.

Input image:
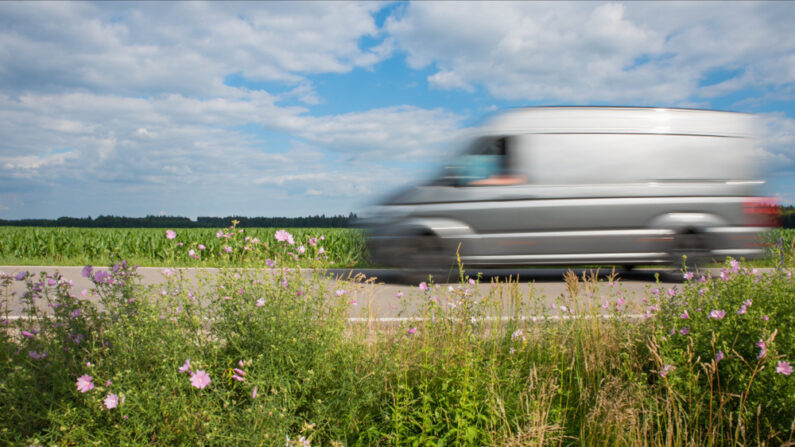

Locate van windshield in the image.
[433,136,523,186]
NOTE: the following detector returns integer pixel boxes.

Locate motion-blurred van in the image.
[360,107,778,272]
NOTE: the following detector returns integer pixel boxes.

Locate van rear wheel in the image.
[671,229,712,271]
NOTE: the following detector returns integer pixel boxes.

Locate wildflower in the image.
[509,347,516,355]
[234,368,246,377]
[511,329,525,342]
[256,298,265,307]
[190,370,211,389]
[76,375,94,393]
[469,278,476,286]
[21,330,35,339]
[274,230,295,245]
[720,270,729,281]
[106,380,111,387]
[776,361,793,376]
[679,327,690,335]
[730,259,740,273]
[166,230,176,240]
[396,291,403,298]
[715,350,724,363]
[308,237,317,246]
[189,249,197,258]
[680,310,689,319]
[222,246,232,254]
[650,287,660,295]
[252,386,258,399]
[683,271,694,280]
[28,350,47,360]
[659,364,675,378]
[419,282,429,292]
[14,271,27,281]
[104,393,119,409]
[408,327,417,335]
[644,310,652,320]
[297,245,306,254]
[708,310,726,320]
[756,340,767,359]
[763,315,769,321]
[666,288,677,297]
[601,301,609,310]
[335,289,347,297]
[179,359,191,374]
[231,374,245,382]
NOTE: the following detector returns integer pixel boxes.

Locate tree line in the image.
[0,213,358,228]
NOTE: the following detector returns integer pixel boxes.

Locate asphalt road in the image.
[1,265,702,319]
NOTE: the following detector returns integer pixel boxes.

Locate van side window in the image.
[458,137,524,186]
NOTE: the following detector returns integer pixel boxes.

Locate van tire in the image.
[670,229,711,271]
[403,233,458,283]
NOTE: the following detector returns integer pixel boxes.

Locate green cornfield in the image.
[0,226,369,267]
[0,226,792,268]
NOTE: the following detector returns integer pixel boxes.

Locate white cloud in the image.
[385,2,795,104]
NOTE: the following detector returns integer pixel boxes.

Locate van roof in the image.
[481,106,758,138]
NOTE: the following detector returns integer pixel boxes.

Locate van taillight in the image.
[743,197,780,227]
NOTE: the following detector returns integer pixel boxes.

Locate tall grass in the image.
[1,228,794,446]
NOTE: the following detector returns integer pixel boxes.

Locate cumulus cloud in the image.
[385,2,795,104]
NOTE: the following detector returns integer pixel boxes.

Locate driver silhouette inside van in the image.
[461,137,525,186]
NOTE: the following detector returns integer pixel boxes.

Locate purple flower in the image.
[21,330,35,339]
[659,364,675,378]
[419,282,429,292]
[763,315,769,321]
[178,359,191,374]
[104,393,119,409]
[166,230,176,240]
[720,270,729,281]
[408,327,417,335]
[76,375,94,393]
[730,259,740,273]
[756,340,767,359]
[93,270,110,283]
[190,370,211,389]
[680,310,689,319]
[14,271,27,281]
[265,259,275,268]
[679,327,690,335]
[222,246,232,254]
[666,288,677,297]
[715,350,724,363]
[274,230,295,245]
[28,350,47,360]
[683,271,694,280]
[776,361,793,376]
[252,386,258,399]
[70,309,82,318]
[699,275,707,283]
[708,310,726,320]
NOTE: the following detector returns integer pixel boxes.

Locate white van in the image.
[360,107,778,271]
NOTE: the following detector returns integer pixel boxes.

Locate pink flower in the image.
[776,361,793,375]
[104,393,119,409]
[683,271,694,280]
[708,310,726,320]
[232,374,245,382]
[730,259,740,273]
[21,330,35,339]
[178,359,191,374]
[396,291,403,298]
[335,289,347,297]
[76,375,94,393]
[252,386,258,399]
[659,364,675,378]
[756,340,767,359]
[715,350,724,363]
[198,244,206,250]
[720,271,729,281]
[297,245,306,254]
[408,327,417,335]
[274,230,295,245]
[680,310,689,319]
[679,327,690,335]
[256,298,265,307]
[418,282,429,292]
[468,278,476,286]
[763,315,769,321]
[166,230,176,240]
[190,370,211,389]
[308,237,317,246]
[222,246,232,254]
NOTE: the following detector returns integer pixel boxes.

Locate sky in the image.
[1,1,794,219]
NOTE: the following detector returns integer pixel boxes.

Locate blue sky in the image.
[1,1,794,219]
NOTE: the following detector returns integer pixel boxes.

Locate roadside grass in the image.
[1,228,793,446]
